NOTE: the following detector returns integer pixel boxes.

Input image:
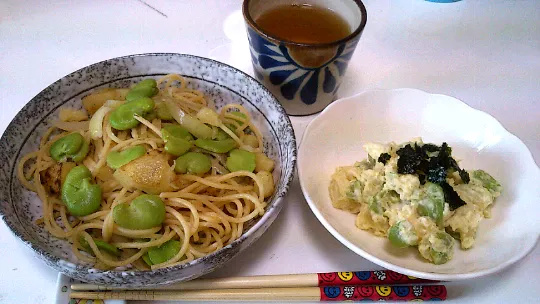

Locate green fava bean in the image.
[50,133,84,162]
[126,79,158,102]
[368,197,383,214]
[226,149,256,172]
[388,220,418,248]
[156,102,173,120]
[106,145,146,169]
[109,97,155,130]
[79,237,120,256]
[113,194,165,230]
[142,252,153,266]
[147,240,181,265]
[165,138,192,156]
[422,231,454,265]
[162,125,193,141]
[61,165,102,217]
[174,152,211,174]
[135,79,158,88]
[195,138,237,153]
[162,125,193,156]
[71,140,90,162]
[144,110,157,121]
[417,183,445,226]
[472,170,502,193]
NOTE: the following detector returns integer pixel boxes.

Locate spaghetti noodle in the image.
[17,74,275,270]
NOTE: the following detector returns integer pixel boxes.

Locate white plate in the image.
[298,88,540,280]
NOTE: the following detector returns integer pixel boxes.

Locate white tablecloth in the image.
[0,1,538,303]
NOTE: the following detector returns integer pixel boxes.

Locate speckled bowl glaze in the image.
[0,53,297,287]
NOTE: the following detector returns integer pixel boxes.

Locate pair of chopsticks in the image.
[70,270,447,301]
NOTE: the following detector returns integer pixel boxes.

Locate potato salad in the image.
[328,138,502,264]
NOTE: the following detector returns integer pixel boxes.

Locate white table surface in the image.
[0,0,539,303]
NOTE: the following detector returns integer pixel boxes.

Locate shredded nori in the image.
[396,144,423,174]
[440,182,466,210]
[377,153,391,165]
[395,142,468,210]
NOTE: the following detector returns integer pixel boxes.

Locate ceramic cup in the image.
[243,0,367,116]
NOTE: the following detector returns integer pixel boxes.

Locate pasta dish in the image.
[17,74,275,270]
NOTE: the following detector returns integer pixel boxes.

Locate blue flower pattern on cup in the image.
[248,28,359,105]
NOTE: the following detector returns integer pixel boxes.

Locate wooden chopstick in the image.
[70,285,447,301]
[72,273,316,291]
[71,270,437,291]
[71,287,320,301]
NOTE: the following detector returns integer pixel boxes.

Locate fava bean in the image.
[113,194,165,230]
[109,97,155,130]
[162,125,193,156]
[146,239,181,265]
[142,252,153,266]
[194,138,237,153]
[106,145,146,169]
[61,165,102,217]
[156,102,173,120]
[49,133,85,162]
[472,170,502,194]
[143,110,157,121]
[174,152,211,174]
[162,125,193,141]
[417,182,444,226]
[70,140,90,162]
[134,79,158,88]
[126,79,158,102]
[226,149,256,172]
[79,237,120,256]
[388,220,418,248]
[419,231,454,265]
[165,138,192,156]
[368,196,383,214]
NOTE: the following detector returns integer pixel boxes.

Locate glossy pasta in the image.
[17,74,275,270]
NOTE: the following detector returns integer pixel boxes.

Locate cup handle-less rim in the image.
[242,0,368,47]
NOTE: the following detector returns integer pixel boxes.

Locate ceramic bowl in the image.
[298,88,539,280]
[0,53,297,286]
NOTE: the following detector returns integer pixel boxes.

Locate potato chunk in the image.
[113,152,173,194]
[82,88,129,115]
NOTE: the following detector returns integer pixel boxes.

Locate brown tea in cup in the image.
[255,4,351,44]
